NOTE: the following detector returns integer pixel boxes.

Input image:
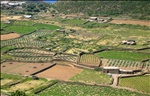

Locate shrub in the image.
[94,67,102,71]
[10,90,27,96]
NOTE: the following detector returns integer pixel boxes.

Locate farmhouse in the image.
[127,40,136,45]
[56,29,65,33]
[23,15,32,18]
[102,67,141,74]
[122,40,136,45]
[89,17,98,20]
[102,67,120,74]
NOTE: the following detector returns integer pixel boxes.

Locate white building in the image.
[24,15,32,18]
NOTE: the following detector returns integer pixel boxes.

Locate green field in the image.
[1,21,61,34]
[70,69,112,85]
[37,82,149,96]
[1,73,23,80]
[119,75,150,94]
[97,51,150,61]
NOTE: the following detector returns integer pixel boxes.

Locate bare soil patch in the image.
[36,64,83,80]
[1,33,20,40]
[1,15,23,21]
[1,62,53,76]
[110,19,150,26]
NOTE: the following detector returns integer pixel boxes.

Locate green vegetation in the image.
[10,90,27,96]
[1,46,16,53]
[34,23,61,30]
[37,82,149,96]
[97,51,150,61]
[1,21,61,34]
[70,69,111,85]
[54,1,150,20]
[119,75,150,94]
[4,25,36,34]
[1,73,22,80]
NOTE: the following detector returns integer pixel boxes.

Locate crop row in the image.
[143,61,150,68]
[9,49,55,55]
[55,54,77,62]
[1,30,52,47]
[7,52,53,57]
[106,59,143,67]
[80,54,100,63]
[12,56,53,62]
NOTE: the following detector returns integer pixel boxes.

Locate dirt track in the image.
[1,33,20,40]
[110,19,150,26]
[36,64,83,80]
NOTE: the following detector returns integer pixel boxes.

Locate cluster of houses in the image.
[87,17,112,23]
[0,1,26,6]
[122,40,136,45]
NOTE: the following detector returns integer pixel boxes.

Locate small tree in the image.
[10,90,27,96]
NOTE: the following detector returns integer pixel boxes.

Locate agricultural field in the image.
[1,62,55,75]
[101,59,143,71]
[1,1,150,96]
[1,20,61,34]
[53,18,150,49]
[1,73,48,95]
[97,50,150,61]
[119,75,150,94]
[37,82,149,96]
[142,60,150,73]
[70,69,112,85]
[36,64,83,80]
[79,54,100,67]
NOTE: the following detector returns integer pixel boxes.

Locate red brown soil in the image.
[1,33,20,40]
[1,62,53,75]
[36,64,83,80]
[110,19,150,26]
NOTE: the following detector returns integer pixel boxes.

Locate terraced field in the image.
[119,75,150,94]
[79,54,100,67]
[37,82,149,96]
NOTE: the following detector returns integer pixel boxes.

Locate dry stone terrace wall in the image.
[1,30,52,48]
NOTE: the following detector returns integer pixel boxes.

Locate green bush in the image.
[10,90,27,96]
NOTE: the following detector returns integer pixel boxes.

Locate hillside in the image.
[54,1,150,20]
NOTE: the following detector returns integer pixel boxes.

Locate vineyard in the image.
[37,82,148,96]
[79,54,100,67]
[102,59,143,70]
[142,60,150,72]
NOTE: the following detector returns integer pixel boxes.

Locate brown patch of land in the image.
[36,64,83,80]
[1,62,53,76]
[1,15,23,21]
[110,19,150,26]
[1,33,20,40]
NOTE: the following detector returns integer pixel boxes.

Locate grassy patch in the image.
[5,25,36,34]
[97,50,150,61]
[119,75,150,94]
[70,69,112,85]
[1,46,15,53]
[3,23,61,34]
[1,73,22,80]
[37,82,149,96]
[34,23,61,30]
